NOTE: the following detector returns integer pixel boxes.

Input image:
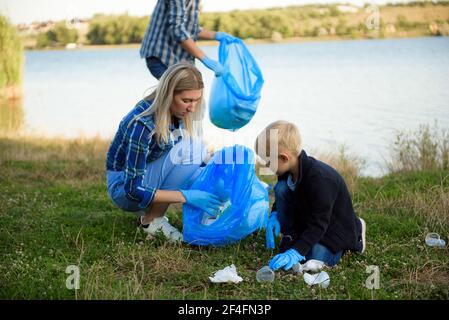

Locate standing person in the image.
[255,120,367,270]
[106,63,222,243]
[140,0,236,79]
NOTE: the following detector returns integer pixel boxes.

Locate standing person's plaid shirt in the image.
[106,99,184,209]
[140,0,202,67]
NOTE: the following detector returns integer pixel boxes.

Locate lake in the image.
[2,36,449,176]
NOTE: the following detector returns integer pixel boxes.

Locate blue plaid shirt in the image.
[140,0,202,66]
[106,99,184,209]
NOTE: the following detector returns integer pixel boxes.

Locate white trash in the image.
[425,233,446,248]
[303,271,330,289]
[209,264,243,283]
[292,259,325,274]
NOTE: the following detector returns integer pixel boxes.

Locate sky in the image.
[0,0,405,25]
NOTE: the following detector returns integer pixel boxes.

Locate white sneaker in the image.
[359,217,366,253]
[142,216,183,243]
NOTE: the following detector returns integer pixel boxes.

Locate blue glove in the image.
[201,56,226,77]
[269,248,305,271]
[215,31,237,42]
[266,211,280,249]
[180,189,222,216]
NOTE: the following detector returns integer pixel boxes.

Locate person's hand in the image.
[266,211,280,249]
[180,189,222,216]
[215,31,237,42]
[201,56,226,77]
[269,248,305,271]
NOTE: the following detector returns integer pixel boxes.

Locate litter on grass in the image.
[209,264,243,283]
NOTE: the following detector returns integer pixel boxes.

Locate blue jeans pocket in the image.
[107,171,141,212]
[145,56,168,80]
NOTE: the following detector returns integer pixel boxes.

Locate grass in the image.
[388,123,449,173]
[0,133,448,300]
[0,15,23,93]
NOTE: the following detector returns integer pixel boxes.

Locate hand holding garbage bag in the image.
[215,32,237,42]
[209,37,264,130]
[182,145,269,246]
[269,248,305,271]
[200,56,226,77]
[180,189,222,217]
[266,211,280,249]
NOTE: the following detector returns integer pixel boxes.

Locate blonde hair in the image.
[255,120,302,157]
[131,62,204,144]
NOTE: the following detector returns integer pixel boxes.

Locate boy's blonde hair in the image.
[255,120,302,157]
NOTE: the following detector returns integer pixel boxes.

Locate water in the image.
[3,37,449,176]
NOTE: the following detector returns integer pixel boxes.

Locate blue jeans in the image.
[306,243,342,267]
[275,180,343,267]
[145,56,168,80]
[107,139,207,215]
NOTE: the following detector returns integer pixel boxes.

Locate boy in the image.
[255,120,366,271]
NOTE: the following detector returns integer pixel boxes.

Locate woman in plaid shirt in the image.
[106,63,222,242]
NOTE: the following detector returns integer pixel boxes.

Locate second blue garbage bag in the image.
[183,145,269,246]
[209,38,264,131]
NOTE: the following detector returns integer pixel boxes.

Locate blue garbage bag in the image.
[183,145,269,246]
[209,38,264,131]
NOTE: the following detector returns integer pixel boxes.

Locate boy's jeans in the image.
[274,180,343,267]
[145,56,168,80]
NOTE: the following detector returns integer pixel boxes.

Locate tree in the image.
[0,15,23,88]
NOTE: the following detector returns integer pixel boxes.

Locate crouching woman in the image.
[106,62,221,242]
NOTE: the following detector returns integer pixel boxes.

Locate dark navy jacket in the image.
[273,150,361,255]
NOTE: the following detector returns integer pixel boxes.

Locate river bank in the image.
[0,133,447,299]
[24,32,448,52]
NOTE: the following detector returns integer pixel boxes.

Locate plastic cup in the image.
[425,233,446,248]
[256,266,275,283]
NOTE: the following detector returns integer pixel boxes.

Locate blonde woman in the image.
[106,63,221,242]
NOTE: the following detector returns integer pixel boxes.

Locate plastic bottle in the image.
[201,178,232,225]
[425,233,446,248]
[201,199,232,225]
[256,266,275,283]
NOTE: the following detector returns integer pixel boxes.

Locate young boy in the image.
[255,120,366,271]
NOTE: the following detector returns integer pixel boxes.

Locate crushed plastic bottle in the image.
[292,259,325,274]
[303,271,330,288]
[425,233,446,248]
[256,266,275,283]
[201,199,232,225]
[201,177,232,225]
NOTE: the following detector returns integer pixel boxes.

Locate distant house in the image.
[337,5,359,13]
[65,43,77,50]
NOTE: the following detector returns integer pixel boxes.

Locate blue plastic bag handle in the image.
[219,38,264,101]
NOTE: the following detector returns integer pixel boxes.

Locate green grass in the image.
[0,15,23,89]
[0,136,448,300]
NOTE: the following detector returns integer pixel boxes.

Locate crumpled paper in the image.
[303,271,330,288]
[209,264,243,283]
[292,259,325,274]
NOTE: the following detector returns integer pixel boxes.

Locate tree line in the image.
[32,1,449,48]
